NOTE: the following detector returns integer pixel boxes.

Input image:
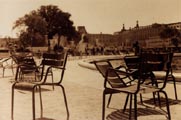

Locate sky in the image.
[0,0,181,37]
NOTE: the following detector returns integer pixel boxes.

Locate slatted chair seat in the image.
[109,84,160,94]
[172,72,181,82]
[13,81,42,90]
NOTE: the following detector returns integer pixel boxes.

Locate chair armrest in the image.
[107,68,133,78]
[115,65,127,70]
[52,66,65,70]
[42,66,64,83]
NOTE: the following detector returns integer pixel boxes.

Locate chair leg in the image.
[172,77,178,100]
[153,92,156,105]
[11,85,15,120]
[134,94,137,120]
[15,67,19,81]
[129,94,132,120]
[32,87,36,120]
[107,94,112,108]
[160,91,171,120]
[157,92,161,107]
[123,94,129,112]
[59,85,69,120]
[2,67,5,77]
[154,92,161,107]
[12,67,14,75]
[139,94,143,104]
[102,90,106,120]
[50,71,54,90]
[38,86,43,118]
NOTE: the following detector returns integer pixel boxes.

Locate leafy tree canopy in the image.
[13,5,77,47]
[37,5,77,39]
[159,25,181,48]
[160,26,180,39]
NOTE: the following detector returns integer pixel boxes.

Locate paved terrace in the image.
[0,56,181,120]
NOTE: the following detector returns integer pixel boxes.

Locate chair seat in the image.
[153,71,167,79]
[172,72,181,82]
[107,84,160,94]
[14,81,42,90]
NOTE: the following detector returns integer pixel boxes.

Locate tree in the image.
[160,25,181,50]
[160,26,180,39]
[171,37,179,48]
[13,5,77,49]
[13,11,47,48]
[38,5,77,47]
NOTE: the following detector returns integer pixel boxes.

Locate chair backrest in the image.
[94,60,129,88]
[93,60,113,78]
[139,52,173,89]
[140,52,173,72]
[11,52,35,65]
[124,55,140,70]
[42,53,65,67]
[41,50,68,83]
[124,55,141,79]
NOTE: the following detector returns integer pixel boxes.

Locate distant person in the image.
[133,41,140,55]
[100,46,104,55]
[53,44,64,52]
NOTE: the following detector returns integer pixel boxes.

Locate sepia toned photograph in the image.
[0,0,181,120]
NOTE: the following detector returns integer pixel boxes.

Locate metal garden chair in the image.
[101,53,171,120]
[11,50,69,120]
[93,59,133,108]
[10,52,39,81]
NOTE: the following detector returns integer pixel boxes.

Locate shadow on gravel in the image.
[106,97,181,120]
[36,117,55,120]
[107,107,167,120]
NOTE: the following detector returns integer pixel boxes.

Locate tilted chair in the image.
[0,57,15,77]
[93,59,133,108]
[11,50,69,120]
[101,53,171,120]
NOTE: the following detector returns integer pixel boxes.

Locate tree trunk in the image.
[57,35,61,47]
[45,35,51,52]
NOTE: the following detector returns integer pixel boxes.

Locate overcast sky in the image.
[0,0,180,37]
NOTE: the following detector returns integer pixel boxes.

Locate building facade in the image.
[114,22,181,50]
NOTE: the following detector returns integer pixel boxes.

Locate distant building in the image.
[86,33,116,47]
[0,37,19,49]
[167,22,181,30]
[114,21,181,50]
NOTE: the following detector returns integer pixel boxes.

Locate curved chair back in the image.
[139,52,173,89]
[41,51,68,84]
[94,60,130,88]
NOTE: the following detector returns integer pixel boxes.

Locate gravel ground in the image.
[0,59,181,120]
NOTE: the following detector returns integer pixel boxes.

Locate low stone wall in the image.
[77,55,126,70]
[77,53,181,71]
[172,53,181,70]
